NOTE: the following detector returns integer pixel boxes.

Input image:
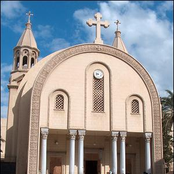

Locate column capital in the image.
[78,130,86,136]
[41,127,49,139]
[111,131,119,141]
[69,130,77,140]
[78,130,86,140]
[145,132,152,142]
[112,131,119,137]
[120,132,127,141]
[120,131,127,137]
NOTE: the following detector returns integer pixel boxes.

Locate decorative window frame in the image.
[127,95,143,116]
[54,94,64,111]
[49,90,68,113]
[86,62,110,116]
[93,75,104,113]
[131,99,140,114]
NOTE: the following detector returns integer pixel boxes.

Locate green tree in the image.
[161,90,174,173]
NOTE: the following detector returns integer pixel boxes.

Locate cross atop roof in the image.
[86,12,110,44]
[26,11,33,23]
[115,20,121,31]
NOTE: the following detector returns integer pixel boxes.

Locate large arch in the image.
[27,44,163,174]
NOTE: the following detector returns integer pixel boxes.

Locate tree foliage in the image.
[161,90,174,172]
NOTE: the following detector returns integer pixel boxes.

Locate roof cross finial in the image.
[115,20,121,31]
[86,12,109,44]
[26,11,33,23]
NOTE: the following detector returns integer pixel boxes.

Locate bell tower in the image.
[5,11,39,162]
[12,11,39,76]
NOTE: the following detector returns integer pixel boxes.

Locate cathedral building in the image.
[4,12,164,174]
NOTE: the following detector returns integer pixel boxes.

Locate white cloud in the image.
[1,63,12,118]
[45,38,70,52]
[73,8,97,43]
[34,25,53,39]
[1,1,26,19]
[73,1,173,96]
[1,1,26,34]
[157,1,173,18]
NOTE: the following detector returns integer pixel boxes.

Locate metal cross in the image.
[26,11,33,23]
[115,20,121,31]
[86,12,109,44]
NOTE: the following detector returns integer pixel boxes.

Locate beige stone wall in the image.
[40,52,152,132]
[1,118,7,159]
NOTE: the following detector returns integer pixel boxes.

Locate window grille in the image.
[131,99,139,114]
[55,95,64,110]
[93,77,104,112]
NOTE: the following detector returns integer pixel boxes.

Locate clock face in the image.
[94,69,104,79]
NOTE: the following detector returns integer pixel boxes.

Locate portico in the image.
[40,129,152,174]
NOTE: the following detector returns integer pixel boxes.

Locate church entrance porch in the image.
[39,129,151,174]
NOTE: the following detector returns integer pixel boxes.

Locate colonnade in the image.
[40,128,152,174]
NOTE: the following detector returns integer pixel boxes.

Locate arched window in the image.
[55,95,64,110]
[31,58,34,67]
[131,99,139,114]
[32,51,36,58]
[23,56,28,68]
[23,49,29,56]
[93,76,104,112]
[16,57,20,69]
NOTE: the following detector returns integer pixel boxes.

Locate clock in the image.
[94,69,104,79]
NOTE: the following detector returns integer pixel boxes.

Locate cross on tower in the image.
[86,12,109,44]
[115,20,121,31]
[26,11,33,23]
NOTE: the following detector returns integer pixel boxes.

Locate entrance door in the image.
[85,160,98,174]
[126,158,132,174]
[49,157,62,174]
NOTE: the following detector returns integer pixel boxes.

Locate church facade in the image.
[4,12,164,174]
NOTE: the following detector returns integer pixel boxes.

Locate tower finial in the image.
[114,20,121,31]
[26,11,33,23]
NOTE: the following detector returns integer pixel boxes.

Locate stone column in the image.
[28,50,32,69]
[120,132,127,174]
[111,132,119,174]
[145,133,152,174]
[69,130,77,174]
[78,130,86,174]
[41,128,49,174]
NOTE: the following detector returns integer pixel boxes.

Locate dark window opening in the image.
[16,57,20,69]
[23,56,28,69]
[31,58,34,67]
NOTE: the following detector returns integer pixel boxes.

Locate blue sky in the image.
[1,1,173,118]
